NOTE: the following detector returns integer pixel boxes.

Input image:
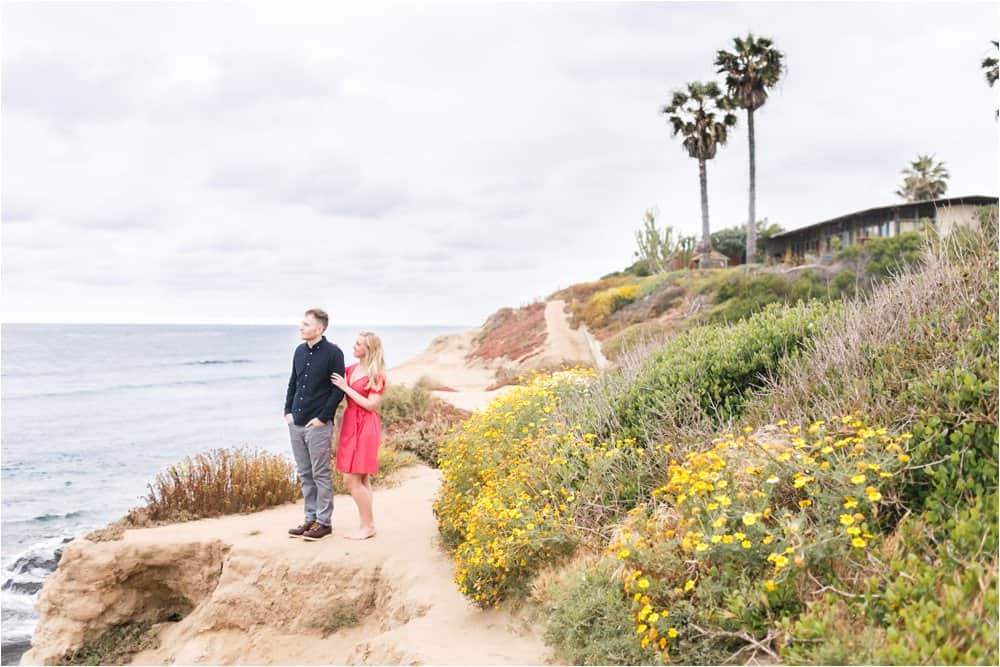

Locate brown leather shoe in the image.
[302,522,332,541]
[288,522,313,538]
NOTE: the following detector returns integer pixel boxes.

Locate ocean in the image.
[0,323,465,661]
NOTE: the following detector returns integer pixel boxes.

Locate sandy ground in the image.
[108,466,550,665]
[388,300,604,412]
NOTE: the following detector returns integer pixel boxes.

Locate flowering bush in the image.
[607,417,907,663]
[435,369,654,607]
[582,284,642,328]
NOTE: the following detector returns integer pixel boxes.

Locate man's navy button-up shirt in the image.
[284,336,346,426]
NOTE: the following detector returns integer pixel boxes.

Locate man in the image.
[285,308,345,541]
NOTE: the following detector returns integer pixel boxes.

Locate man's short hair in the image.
[304,308,329,332]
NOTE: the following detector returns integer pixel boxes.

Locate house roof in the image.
[768,195,998,241]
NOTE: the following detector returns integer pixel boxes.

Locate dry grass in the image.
[136,448,300,523]
[748,220,998,429]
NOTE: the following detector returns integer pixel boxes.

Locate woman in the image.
[330,331,386,540]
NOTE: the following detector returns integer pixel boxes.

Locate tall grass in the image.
[137,448,300,523]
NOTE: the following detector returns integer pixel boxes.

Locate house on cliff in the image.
[764,195,998,262]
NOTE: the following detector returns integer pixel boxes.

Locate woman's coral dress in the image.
[336,364,385,475]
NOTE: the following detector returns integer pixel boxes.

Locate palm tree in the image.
[715,34,784,263]
[983,41,999,86]
[895,154,949,202]
[661,82,737,267]
[983,40,998,118]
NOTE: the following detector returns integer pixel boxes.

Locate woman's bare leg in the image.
[344,473,375,539]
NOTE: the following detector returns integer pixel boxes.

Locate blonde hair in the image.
[357,331,386,391]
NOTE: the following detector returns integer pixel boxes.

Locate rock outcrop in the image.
[22,466,548,666]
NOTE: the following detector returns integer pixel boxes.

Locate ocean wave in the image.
[29,511,84,523]
[3,373,285,400]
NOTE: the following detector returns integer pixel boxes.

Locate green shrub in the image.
[380,382,434,430]
[543,557,650,665]
[706,273,790,323]
[831,270,857,299]
[704,270,853,325]
[864,232,925,279]
[782,494,998,665]
[613,300,837,445]
[601,321,671,362]
[901,318,998,519]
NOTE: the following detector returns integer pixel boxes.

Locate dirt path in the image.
[540,300,609,369]
[387,300,606,413]
[26,466,550,666]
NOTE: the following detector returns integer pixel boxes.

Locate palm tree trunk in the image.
[699,157,711,267]
[746,107,757,264]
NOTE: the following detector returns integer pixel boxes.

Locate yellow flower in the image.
[762,534,774,544]
[741,540,752,549]
[764,580,776,591]
[865,486,882,502]
[667,628,678,638]
[683,579,695,591]
[637,578,650,589]
[640,636,650,649]
[850,474,866,485]
[843,496,858,509]
[839,514,855,526]
[742,512,758,526]
[648,612,660,623]
[636,624,648,634]
[798,499,812,508]
[851,537,867,548]
[617,549,630,559]
[846,526,861,536]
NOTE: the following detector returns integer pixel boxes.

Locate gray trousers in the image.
[288,422,334,526]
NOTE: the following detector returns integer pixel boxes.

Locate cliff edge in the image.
[22,466,548,666]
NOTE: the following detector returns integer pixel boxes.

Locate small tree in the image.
[634,209,678,274]
[710,218,785,263]
[676,235,697,269]
[895,154,949,202]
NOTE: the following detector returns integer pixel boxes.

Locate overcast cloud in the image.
[2,2,997,325]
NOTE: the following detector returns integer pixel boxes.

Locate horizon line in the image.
[1,320,476,328]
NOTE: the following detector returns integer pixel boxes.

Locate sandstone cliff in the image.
[23,466,548,666]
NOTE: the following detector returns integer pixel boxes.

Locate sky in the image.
[2,1,997,326]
